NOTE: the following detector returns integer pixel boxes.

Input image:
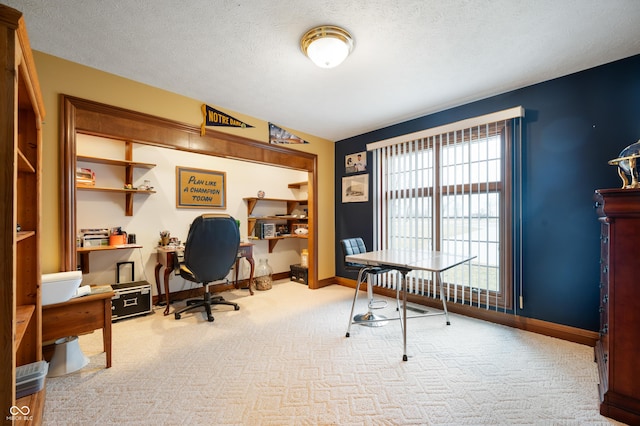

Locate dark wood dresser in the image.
[594,188,640,425]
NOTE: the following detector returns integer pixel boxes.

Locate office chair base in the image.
[174,293,239,322]
[353,312,388,327]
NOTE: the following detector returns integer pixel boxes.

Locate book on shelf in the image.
[79,228,109,235]
[79,228,109,247]
[254,223,276,239]
[76,167,95,187]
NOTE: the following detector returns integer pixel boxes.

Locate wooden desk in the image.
[235,243,255,296]
[154,246,181,312]
[42,286,115,368]
[155,243,254,316]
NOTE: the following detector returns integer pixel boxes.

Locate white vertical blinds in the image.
[367,106,524,152]
[370,107,524,311]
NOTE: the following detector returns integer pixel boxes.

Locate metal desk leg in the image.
[401,270,408,362]
[345,267,368,337]
[437,271,451,325]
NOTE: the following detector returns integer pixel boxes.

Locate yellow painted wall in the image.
[33,51,335,280]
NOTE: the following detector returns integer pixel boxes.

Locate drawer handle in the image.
[124,298,138,307]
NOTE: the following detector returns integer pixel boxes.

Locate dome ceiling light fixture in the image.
[300,25,354,69]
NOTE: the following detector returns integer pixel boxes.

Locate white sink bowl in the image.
[42,271,82,306]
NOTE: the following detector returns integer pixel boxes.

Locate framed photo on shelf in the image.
[276,224,290,236]
[262,223,276,238]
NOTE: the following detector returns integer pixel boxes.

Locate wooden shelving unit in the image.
[15,305,36,349]
[76,141,156,216]
[247,235,308,253]
[77,186,156,194]
[245,197,307,216]
[244,196,308,253]
[76,155,155,169]
[1,4,47,421]
[287,181,307,189]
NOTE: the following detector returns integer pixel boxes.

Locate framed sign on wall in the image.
[176,166,226,209]
[342,174,369,203]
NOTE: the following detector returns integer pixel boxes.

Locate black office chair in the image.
[174,214,241,322]
[341,238,393,337]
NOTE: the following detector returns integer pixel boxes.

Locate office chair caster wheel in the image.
[207,316,214,322]
[234,305,240,311]
[174,313,181,320]
[345,332,350,338]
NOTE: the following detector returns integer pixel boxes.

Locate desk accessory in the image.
[255,259,273,290]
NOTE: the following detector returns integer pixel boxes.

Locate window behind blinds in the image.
[368,107,524,311]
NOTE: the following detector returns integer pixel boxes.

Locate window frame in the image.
[375,121,514,311]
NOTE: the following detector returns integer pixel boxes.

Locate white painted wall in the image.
[76,135,308,294]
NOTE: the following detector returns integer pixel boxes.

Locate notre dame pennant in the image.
[201,104,254,135]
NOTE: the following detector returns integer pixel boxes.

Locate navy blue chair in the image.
[341,238,393,337]
[174,214,240,322]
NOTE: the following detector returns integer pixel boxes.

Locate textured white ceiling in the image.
[4,0,640,141]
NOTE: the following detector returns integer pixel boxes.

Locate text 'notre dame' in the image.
[208,111,244,127]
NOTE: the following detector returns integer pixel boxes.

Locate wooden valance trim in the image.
[65,95,315,170]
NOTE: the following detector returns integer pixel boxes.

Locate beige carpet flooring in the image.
[42,281,622,425]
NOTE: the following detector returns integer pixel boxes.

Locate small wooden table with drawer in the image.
[42,286,115,368]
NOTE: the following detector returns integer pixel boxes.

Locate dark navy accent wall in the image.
[335,54,640,331]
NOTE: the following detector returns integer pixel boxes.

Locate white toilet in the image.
[42,271,90,376]
[47,336,90,377]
